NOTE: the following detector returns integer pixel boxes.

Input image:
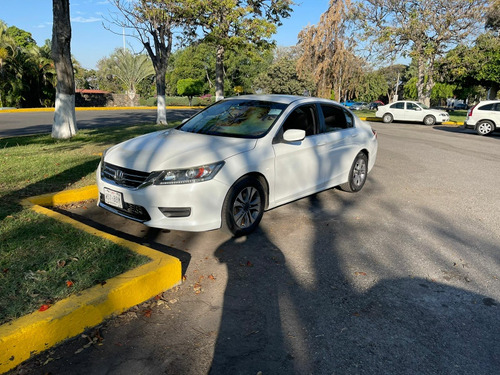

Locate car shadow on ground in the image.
[205,195,500,374]
[434,125,500,139]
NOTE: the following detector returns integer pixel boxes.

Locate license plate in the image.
[104,188,123,209]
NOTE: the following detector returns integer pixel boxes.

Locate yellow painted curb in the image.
[0,186,182,374]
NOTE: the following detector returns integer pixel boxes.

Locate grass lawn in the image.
[0,123,172,325]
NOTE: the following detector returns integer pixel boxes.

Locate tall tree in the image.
[51,0,77,139]
[192,0,294,101]
[354,0,488,106]
[0,21,16,108]
[438,32,500,100]
[486,0,500,31]
[297,0,359,100]
[109,0,192,124]
[255,48,315,95]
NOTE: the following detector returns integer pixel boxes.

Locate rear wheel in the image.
[476,120,494,136]
[382,113,393,123]
[222,176,265,236]
[340,152,368,193]
[423,115,436,126]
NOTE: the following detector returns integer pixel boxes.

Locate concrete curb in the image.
[0,186,182,374]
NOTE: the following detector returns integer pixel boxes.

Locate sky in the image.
[1,0,331,70]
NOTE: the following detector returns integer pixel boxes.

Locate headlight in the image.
[153,161,224,185]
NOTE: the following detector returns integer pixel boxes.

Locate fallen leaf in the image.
[38,304,50,312]
[208,274,216,281]
[66,280,74,287]
[246,261,253,267]
[354,272,367,276]
[154,294,162,300]
[143,309,152,318]
[57,260,66,268]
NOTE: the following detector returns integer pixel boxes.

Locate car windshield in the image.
[178,99,287,138]
[417,102,429,109]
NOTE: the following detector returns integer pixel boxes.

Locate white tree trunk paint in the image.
[52,92,77,139]
[157,94,167,125]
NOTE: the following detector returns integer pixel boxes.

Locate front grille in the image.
[99,193,151,222]
[102,162,151,188]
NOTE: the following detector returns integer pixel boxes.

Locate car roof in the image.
[224,94,339,106]
[477,100,500,104]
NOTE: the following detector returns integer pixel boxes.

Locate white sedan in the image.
[376,100,450,125]
[96,95,378,236]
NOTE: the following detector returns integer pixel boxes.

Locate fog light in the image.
[158,207,191,218]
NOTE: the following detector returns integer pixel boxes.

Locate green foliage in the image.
[166,42,274,97]
[6,25,36,48]
[357,71,387,102]
[177,78,204,97]
[438,31,500,99]
[0,22,56,108]
[255,56,316,96]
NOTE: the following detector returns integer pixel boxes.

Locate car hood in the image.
[105,129,257,171]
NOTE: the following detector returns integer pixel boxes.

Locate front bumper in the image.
[96,164,230,232]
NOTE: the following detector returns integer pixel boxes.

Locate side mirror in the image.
[283,129,306,142]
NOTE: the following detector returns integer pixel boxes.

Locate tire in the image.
[382,113,393,123]
[475,120,494,136]
[222,176,265,236]
[340,152,368,193]
[423,115,436,126]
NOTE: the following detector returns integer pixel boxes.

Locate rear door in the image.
[317,104,359,188]
[389,102,405,121]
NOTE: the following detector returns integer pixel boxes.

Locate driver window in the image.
[407,102,418,110]
[281,105,317,136]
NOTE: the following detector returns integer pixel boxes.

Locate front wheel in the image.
[222,176,265,236]
[423,115,436,126]
[340,152,368,193]
[476,120,494,136]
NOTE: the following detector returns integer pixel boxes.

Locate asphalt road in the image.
[12,122,500,375]
[0,108,200,137]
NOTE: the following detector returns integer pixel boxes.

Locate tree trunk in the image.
[215,45,225,102]
[156,67,167,124]
[51,0,77,139]
[487,83,499,100]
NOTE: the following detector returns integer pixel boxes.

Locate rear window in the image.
[478,103,500,111]
[478,104,494,111]
[391,102,404,109]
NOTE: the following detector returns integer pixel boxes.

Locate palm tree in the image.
[102,48,155,106]
[0,21,17,107]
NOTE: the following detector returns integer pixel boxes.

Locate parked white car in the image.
[375,100,450,125]
[97,95,378,236]
[464,100,500,136]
